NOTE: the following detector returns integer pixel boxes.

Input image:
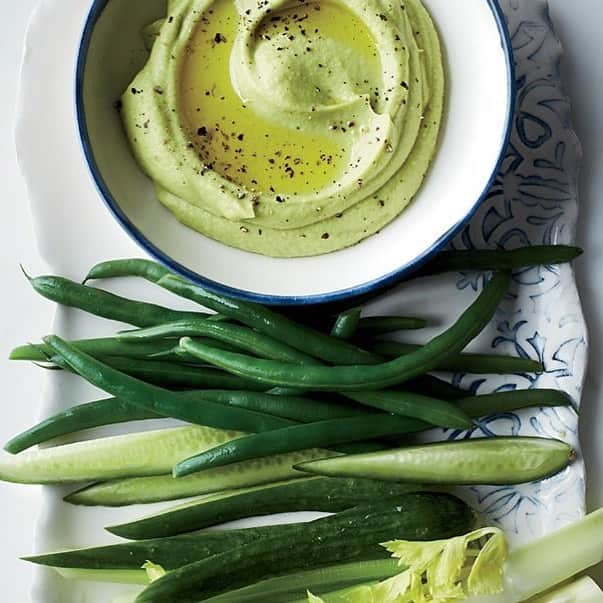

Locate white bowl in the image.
[76,0,514,305]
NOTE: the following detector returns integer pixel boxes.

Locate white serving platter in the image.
[14,0,586,601]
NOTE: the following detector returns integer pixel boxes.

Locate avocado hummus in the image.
[122,0,444,257]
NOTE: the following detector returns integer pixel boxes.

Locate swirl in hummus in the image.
[122,0,445,257]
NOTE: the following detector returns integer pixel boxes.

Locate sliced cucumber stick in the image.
[65,449,338,505]
[135,495,474,601]
[296,437,574,485]
[106,478,424,539]
[26,524,295,571]
[0,426,243,484]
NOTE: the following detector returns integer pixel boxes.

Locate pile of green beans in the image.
[178,271,512,391]
[86,260,381,366]
[117,319,321,364]
[49,354,269,392]
[6,247,580,485]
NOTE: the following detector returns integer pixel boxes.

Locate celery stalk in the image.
[307,509,603,603]
[480,508,603,602]
[55,558,400,601]
[112,596,138,603]
[527,577,603,603]
[55,568,149,585]
[203,559,400,602]
[295,584,381,602]
[54,561,164,588]
[297,585,378,603]
[307,578,603,603]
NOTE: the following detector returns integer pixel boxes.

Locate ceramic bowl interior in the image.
[77,0,514,304]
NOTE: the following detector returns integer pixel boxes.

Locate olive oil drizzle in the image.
[179,0,380,196]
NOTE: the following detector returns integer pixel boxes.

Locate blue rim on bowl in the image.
[75,0,516,307]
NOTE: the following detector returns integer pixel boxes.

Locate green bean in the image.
[148,337,241,357]
[343,389,573,449]
[456,388,575,415]
[28,274,208,327]
[300,246,583,316]
[118,320,319,364]
[5,391,372,454]
[325,315,430,337]
[192,391,369,423]
[355,316,428,334]
[267,386,308,397]
[52,355,269,392]
[36,345,264,384]
[85,258,171,282]
[86,259,381,365]
[178,272,511,391]
[343,391,473,428]
[9,338,179,363]
[414,245,583,278]
[330,309,362,340]
[282,313,423,333]
[403,375,469,400]
[4,398,158,454]
[285,245,582,321]
[173,415,428,478]
[43,336,296,433]
[370,340,544,374]
[10,337,248,364]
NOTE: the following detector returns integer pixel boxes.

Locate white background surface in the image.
[0,0,601,598]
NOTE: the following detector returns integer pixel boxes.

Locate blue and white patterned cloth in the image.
[367,0,585,546]
[444,0,584,544]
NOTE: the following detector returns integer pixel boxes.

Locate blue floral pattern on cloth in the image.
[447,0,586,545]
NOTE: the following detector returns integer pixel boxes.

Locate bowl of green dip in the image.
[76,0,514,304]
